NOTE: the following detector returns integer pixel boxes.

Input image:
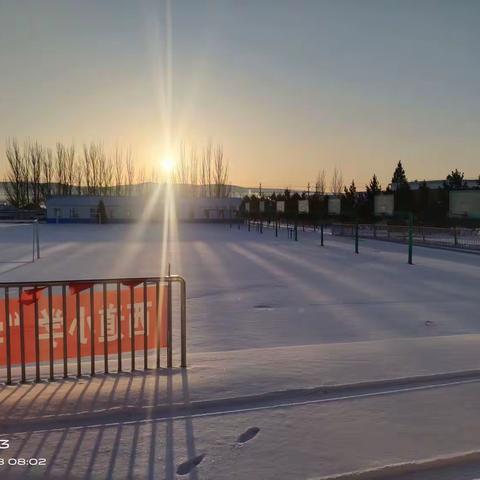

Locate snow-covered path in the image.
[4,379,480,479]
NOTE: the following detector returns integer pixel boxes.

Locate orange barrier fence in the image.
[0,275,187,384]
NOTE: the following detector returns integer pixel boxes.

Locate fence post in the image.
[355,222,359,254]
[454,226,458,247]
[167,268,173,368]
[5,288,12,385]
[408,214,413,265]
[35,220,40,259]
[275,217,278,237]
[294,217,298,241]
[320,223,324,246]
[179,277,187,368]
[32,223,35,262]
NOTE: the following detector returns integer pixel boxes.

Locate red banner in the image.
[0,284,167,366]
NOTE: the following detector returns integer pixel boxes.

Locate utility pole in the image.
[307,182,310,196]
[259,182,262,197]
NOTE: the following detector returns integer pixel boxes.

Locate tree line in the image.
[245,162,480,226]
[2,139,231,208]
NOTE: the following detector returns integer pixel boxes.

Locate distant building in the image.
[46,195,242,223]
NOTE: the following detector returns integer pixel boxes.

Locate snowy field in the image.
[2,222,480,479]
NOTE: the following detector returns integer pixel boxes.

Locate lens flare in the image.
[161,157,175,174]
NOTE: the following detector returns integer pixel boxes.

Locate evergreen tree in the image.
[417,180,430,220]
[342,180,357,216]
[444,169,466,190]
[343,180,356,199]
[391,161,411,213]
[391,161,409,188]
[366,174,381,200]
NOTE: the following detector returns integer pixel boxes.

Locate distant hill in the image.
[0,181,301,204]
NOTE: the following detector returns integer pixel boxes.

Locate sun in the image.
[161,156,175,174]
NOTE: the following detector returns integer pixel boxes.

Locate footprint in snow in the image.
[176,454,205,476]
[236,427,260,445]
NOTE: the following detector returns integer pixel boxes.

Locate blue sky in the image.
[1,0,479,188]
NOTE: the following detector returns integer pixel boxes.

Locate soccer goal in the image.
[0,220,40,263]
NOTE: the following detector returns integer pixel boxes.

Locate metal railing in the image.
[0,275,186,384]
[331,223,480,251]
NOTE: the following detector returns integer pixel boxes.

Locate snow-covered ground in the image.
[1,222,480,479]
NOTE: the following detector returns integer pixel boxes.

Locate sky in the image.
[1,0,479,190]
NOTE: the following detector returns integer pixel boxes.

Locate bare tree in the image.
[315,169,326,195]
[64,144,75,195]
[189,146,199,197]
[213,144,231,198]
[82,145,93,195]
[4,139,29,207]
[114,147,124,196]
[82,143,104,195]
[55,143,67,195]
[174,143,189,186]
[74,156,83,195]
[137,165,146,195]
[330,167,344,195]
[200,142,212,197]
[41,148,54,200]
[125,148,135,195]
[27,140,43,206]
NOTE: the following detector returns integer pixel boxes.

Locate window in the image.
[90,208,97,219]
[70,208,79,218]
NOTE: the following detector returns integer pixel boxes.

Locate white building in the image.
[46,195,242,223]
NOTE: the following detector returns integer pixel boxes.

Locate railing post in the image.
[103,283,109,374]
[155,281,161,369]
[130,286,135,371]
[35,220,40,259]
[19,287,26,383]
[408,214,413,265]
[34,291,41,382]
[167,278,173,368]
[180,277,187,368]
[76,292,81,377]
[62,285,68,378]
[90,286,95,376]
[117,282,122,372]
[32,223,35,263]
[143,281,148,370]
[4,287,12,385]
[48,286,54,381]
[320,224,324,246]
[355,222,359,254]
